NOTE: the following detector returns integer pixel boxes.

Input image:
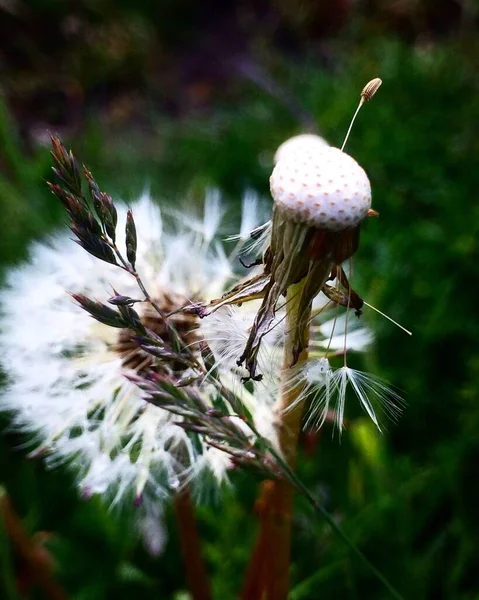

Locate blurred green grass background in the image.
[1,1,479,598]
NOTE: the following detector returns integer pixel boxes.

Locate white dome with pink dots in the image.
[274,133,329,165]
[269,146,371,231]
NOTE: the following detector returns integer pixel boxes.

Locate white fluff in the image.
[0,191,272,528]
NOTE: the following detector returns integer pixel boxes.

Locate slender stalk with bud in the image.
[218,77,403,598]
[0,83,407,599]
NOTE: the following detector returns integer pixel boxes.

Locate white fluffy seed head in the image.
[274,134,329,165]
[270,146,371,231]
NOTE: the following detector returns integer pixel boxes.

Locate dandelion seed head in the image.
[0,191,265,521]
[270,147,371,231]
[274,134,329,165]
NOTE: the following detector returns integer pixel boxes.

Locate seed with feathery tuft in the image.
[269,146,371,231]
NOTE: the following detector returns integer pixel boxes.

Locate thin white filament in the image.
[340,98,364,152]
[363,301,412,336]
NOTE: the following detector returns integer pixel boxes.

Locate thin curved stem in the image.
[270,451,404,600]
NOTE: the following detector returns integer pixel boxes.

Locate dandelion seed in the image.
[341,77,382,151]
[300,362,403,433]
[203,188,225,242]
[238,191,262,241]
[224,191,271,263]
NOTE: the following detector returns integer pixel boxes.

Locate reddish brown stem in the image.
[262,402,304,600]
[241,481,276,600]
[173,488,212,600]
[0,488,68,600]
[241,532,268,599]
[242,277,315,600]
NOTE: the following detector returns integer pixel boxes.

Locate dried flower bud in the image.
[361,78,382,103]
[270,147,371,231]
